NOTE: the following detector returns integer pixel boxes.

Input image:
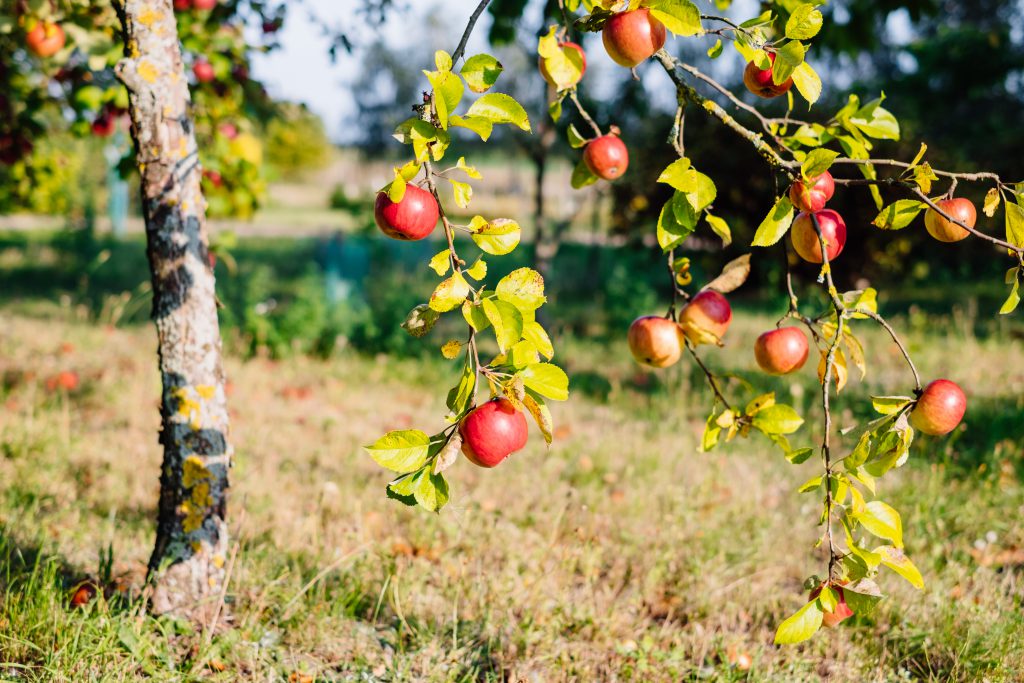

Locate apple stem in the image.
[567,91,602,138]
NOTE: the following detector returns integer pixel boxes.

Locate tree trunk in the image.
[114,0,232,619]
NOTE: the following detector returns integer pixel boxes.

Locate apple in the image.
[583,133,628,181]
[218,122,238,139]
[538,41,586,88]
[203,169,224,188]
[810,584,854,627]
[374,185,439,241]
[70,581,98,608]
[627,315,684,368]
[791,209,847,263]
[262,19,282,34]
[26,21,65,59]
[679,290,732,342]
[789,171,835,213]
[192,60,215,83]
[909,379,966,436]
[173,0,191,9]
[924,197,975,243]
[754,326,809,375]
[601,8,666,68]
[743,52,793,98]
[91,113,115,137]
[459,398,529,468]
[192,0,218,10]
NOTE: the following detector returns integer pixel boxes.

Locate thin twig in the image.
[568,90,602,137]
[857,309,922,391]
[685,343,732,411]
[451,0,492,64]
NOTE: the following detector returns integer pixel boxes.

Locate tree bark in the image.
[113,0,232,619]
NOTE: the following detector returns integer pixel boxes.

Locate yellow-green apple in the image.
[583,133,629,180]
[789,171,835,213]
[743,53,793,98]
[679,290,732,343]
[539,41,586,88]
[909,379,966,435]
[627,316,684,368]
[460,398,529,468]
[791,209,847,263]
[810,584,854,627]
[26,20,65,58]
[601,8,666,68]
[754,326,809,375]
[374,185,439,241]
[924,197,975,243]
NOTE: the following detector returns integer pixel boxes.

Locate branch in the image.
[568,90,602,137]
[857,309,922,391]
[452,0,492,64]
[910,187,1024,256]
[686,342,732,411]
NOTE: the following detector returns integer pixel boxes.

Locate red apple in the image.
[627,316,684,368]
[192,0,217,10]
[754,326,809,375]
[26,21,65,59]
[810,584,854,627]
[909,379,966,436]
[192,60,215,83]
[69,581,98,608]
[203,169,224,188]
[460,398,529,468]
[91,113,115,137]
[789,171,835,213]
[583,134,628,181]
[679,290,732,342]
[601,8,666,68]
[538,41,586,88]
[791,209,847,263]
[218,122,238,139]
[374,185,439,241]
[173,0,191,10]
[924,197,975,243]
[743,53,793,99]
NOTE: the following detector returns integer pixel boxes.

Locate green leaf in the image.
[1000,272,1020,315]
[657,157,692,191]
[365,430,430,473]
[571,158,599,189]
[850,96,900,140]
[871,396,913,415]
[446,361,476,414]
[482,298,524,353]
[435,50,453,73]
[496,267,547,312]
[707,38,723,58]
[523,321,554,359]
[455,156,481,179]
[772,41,805,86]
[387,172,406,203]
[798,475,823,493]
[523,390,554,444]
[752,195,795,246]
[450,115,494,141]
[685,172,717,212]
[856,501,904,548]
[704,213,731,247]
[701,412,722,452]
[521,363,569,401]
[425,70,464,129]
[1006,201,1024,250]
[465,93,531,132]
[875,546,924,589]
[460,53,503,93]
[873,200,926,230]
[567,124,587,149]
[646,0,704,36]
[785,4,823,40]
[774,599,823,645]
[465,257,487,280]
[801,149,839,180]
[787,447,814,464]
[450,179,472,209]
[461,300,491,332]
[414,470,450,512]
[401,304,441,338]
[657,195,697,251]
[429,250,451,276]
[429,271,471,312]
[537,26,586,91]
[471,217,521,255]
[752,404,805,435]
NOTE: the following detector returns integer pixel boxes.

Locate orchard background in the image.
[2,0,1024,681]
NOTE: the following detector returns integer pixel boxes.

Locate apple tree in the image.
[365,0,1024,644]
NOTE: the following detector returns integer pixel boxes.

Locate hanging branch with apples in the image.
[363,0,570,512]
[538,0,1020,644]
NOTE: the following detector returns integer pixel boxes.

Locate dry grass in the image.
[2,310,1024,682]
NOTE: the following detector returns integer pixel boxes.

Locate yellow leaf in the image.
[441,340,462,359]
[817,348,849,393]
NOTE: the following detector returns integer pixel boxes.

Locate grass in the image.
[2,299,1024,682]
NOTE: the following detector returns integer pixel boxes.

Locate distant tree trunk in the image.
[114,0,232,619]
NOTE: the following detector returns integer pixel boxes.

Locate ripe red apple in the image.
[192,0,218,10]
[810,584,854,627]
[218,122,238,139]
[459,398,529,468]
[26,21,65,58]
[374,185,439,241]
[790,209,847,263]
[909,379,966,436]
[192,60,215,83]
[679,290,732,342]
[754,326,809,375]
[91,113,115,137]
[203,169,224,188]
[743,53,793,99]
[924,197,975,243]
[583,134,628,181]
[538,41,586,88]
[627,316,684,368]
[70,581,98,608]
[173,0,191,10]
[601,8,666,68]
[789,171,835,213]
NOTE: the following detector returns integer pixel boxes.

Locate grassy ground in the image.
[2,304,1023,682]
